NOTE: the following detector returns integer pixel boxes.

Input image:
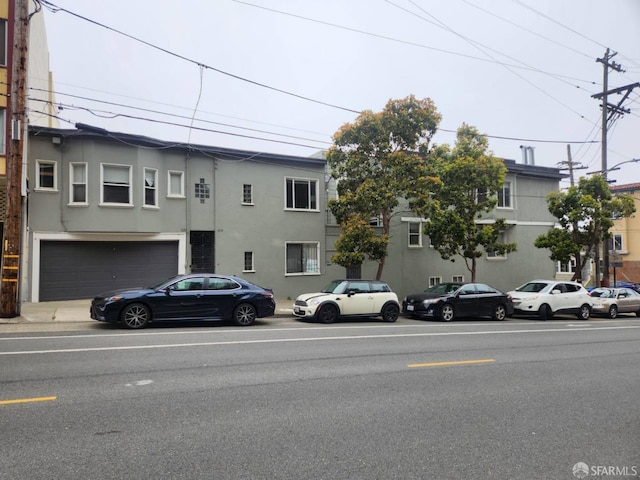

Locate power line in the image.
[386,0,596,123]
[39,0,362,114]
[15,85,600,147]
[234,0,597,87]
[461,0,594,61]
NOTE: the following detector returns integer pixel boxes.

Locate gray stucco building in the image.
[24,125,563,303]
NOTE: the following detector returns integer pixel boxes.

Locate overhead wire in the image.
[233,0,597,87]
[38,0,362,115]
[15,84,600,147]
[31,3,611,152]
[461,0,594,61]
[386,0,596,124]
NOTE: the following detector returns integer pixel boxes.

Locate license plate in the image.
[407,305,414,311]
[294,307,302,314]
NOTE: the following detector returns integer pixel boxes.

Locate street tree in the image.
[534,175,635,282]
[331,214,389,279]
[327,95,442,280]
[413,124,517,282]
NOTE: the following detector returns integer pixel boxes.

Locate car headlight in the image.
[423,298,442,305]
[309,298,321,306]
[520,295,538,302]
[107,296,124,302]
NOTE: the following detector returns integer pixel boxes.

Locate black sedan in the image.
[402,282,513,321]
[90,273,276,329]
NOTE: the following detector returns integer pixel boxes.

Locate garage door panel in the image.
[40,241,179,301]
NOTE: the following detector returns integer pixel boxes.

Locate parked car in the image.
[293,279,400,323]
[90,273,276,329]
[508,280,592,320]
[589,287,640,318]
[402,282,514,321]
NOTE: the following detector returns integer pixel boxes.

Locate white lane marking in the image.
[0,325,638,355]
[125,380,154,387]
[2,320,634,341]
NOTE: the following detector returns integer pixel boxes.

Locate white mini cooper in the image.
[293,279,400,323]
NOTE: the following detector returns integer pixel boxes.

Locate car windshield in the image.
[151,275,183,290]
[515,282,549,293]
[425,283,462,294]
[322,280,348,294]
[590,288,614,298]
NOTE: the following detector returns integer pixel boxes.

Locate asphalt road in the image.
[1,317,639,480]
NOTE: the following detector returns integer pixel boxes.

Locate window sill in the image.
[242,270,256,273]
[35,188,58,193]
[285,272,321,276]
[166,195,185,199]
[242,203,255,206]
[67,203,89,207]
[284,208,321,213]
[142,205,160,210]
[99,203,134,208]
[486,256,507,261]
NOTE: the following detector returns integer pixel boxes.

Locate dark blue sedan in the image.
[90,274,276,329]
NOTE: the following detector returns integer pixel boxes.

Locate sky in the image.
[36,0,640,187]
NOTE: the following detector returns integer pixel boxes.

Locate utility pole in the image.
[596,48,619,287]
[0,0,28,317]
[557,144,586,187]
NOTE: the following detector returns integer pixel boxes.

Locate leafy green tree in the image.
[535,175,635,282]
[413,124,517,282]
[327,95,442,279]
[331,215,388,278]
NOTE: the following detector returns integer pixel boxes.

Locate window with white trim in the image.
[242,184,253,205]
[69,162,87,204]
[36,159,57,191]
[144,168,158,207]
[487,233,507,259]
[243,251,254,272]
[613,234,623,252]
[452,275,465,282]
[429,276,442,287]
[167,170,184,198]
[286,242,320,274]
[498,181,512,208]
[101,164,131,205]
[285,178,318,211]
[557,258,576,273]
[408,222,422,247]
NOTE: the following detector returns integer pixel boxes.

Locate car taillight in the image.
[262,291,274,298]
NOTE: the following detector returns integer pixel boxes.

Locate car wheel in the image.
[608,304,618,319]
[441,304,455,322]
[538,304,551,320]
[233,303,257,326]
[318,305,339,324]
[577,304,590,321]
[121,303,150,329]
[492,304,507,321]
[382,304,399,322]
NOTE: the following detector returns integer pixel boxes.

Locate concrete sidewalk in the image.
[0,299,296,333]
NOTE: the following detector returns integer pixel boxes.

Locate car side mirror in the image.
[164,286,173,295]
[551,289,561,295]
[347,289,356,297]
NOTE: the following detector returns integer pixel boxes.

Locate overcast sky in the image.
[37,0,640,186]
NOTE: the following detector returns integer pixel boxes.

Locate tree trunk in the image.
[346,264,362,279]
[375,258,385,281]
